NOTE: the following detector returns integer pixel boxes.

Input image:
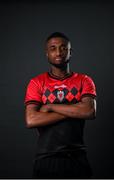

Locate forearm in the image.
[50,104,92,119]
[47,98,96,119]
[25,109,66,128]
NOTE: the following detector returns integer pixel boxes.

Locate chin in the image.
[48,59,70,68]
[50,62,68,68]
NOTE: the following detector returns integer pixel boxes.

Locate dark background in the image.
[0,0,113,178]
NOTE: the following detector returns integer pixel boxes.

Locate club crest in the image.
[57,90,64,102]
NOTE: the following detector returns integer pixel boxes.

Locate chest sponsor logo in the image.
[57,90,64,102]
[54,84,67,89]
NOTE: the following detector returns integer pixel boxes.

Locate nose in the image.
[56,47,61,56]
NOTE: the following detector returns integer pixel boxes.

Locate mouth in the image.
[55,58,62,61]
[55,57,63,61]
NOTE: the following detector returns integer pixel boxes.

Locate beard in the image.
[48,58,70,68]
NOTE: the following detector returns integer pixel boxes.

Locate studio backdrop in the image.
[0,0,113,178]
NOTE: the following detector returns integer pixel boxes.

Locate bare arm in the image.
[41,96,96,120]
[25,103,67,128]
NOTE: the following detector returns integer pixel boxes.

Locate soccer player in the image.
[24,32,97,178]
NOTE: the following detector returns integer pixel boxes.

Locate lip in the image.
[55,57,63,61]
[55,58,62,61]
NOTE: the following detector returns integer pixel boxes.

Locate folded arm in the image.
[25,103,67,128]
[25,96,96,128]
[40,96,96,120]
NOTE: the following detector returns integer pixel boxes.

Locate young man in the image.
[24,32,97,178]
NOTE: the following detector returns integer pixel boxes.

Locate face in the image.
[46,37,71,68]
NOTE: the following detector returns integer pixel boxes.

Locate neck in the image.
[49,63,71,79]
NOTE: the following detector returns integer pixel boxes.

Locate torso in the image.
[34,72,87,157]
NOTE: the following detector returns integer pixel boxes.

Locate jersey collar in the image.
[48,71,74,81]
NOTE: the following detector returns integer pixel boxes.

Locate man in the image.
[24,32,96,178]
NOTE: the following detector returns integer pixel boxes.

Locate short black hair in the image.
[46,32,70,43]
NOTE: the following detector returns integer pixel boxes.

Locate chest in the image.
[41,78,82,104]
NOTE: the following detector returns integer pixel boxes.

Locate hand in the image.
[40,104,52,112]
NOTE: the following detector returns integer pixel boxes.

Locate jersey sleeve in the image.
[24,78,42,105]
[81,75,97,99]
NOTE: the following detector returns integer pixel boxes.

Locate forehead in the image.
[47,37,68,47]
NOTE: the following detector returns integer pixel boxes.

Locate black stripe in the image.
[25,100,41,106]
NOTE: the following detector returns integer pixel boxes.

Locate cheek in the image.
[47,53,55,60]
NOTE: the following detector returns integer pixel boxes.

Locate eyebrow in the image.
[49,44,67,48]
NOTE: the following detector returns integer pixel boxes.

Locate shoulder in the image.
[73,72,95,81]
[73,72,91,80]
[30,72,48,83]
[73,72,96,87]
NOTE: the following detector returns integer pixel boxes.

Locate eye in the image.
[48,47,56,53]
[60,46,67,51]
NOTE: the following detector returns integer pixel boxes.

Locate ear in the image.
[46,52,48,58]
[70,48,72,57]
[45,46,48,58]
